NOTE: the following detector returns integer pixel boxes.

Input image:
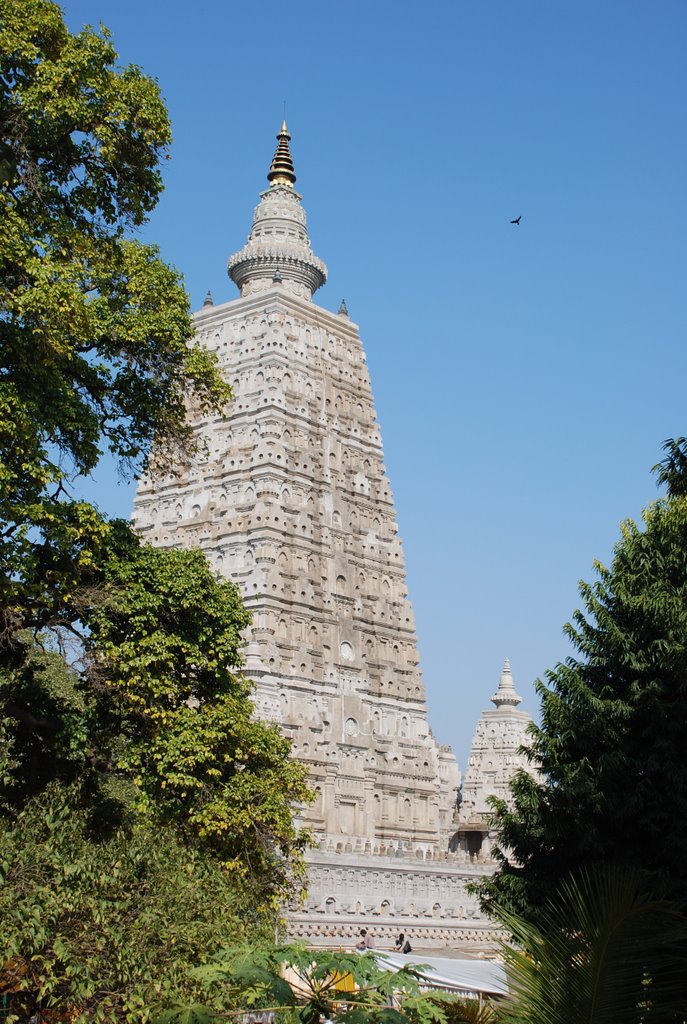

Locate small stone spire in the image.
[338,298,349,317]
[267,121,296,186]
[490,657,522,708]
[203,290,214,307]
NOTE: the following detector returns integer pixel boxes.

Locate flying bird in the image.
[510,216,522,225]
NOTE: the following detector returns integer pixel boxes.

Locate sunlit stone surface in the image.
[133,126,534,951]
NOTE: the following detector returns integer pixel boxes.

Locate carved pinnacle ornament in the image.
[490,657,523,707]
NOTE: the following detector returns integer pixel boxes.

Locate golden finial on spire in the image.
[267,121,296,186]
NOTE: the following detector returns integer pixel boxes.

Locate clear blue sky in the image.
[66,0,687,766]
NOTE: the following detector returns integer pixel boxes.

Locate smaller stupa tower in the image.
[453,660,534,861]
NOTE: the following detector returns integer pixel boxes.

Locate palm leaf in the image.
[492,865,687,1024]
[432,995,496,1024]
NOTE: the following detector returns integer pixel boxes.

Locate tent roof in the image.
[375,952,508,997]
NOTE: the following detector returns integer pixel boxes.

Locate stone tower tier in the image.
[133,288,461,860]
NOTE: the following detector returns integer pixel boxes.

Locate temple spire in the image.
[267,121,296,186]
[490,657,522,708]
[227,123,327,299]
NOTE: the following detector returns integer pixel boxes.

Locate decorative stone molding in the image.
[228,182,327,298]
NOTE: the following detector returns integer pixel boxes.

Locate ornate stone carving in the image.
[133,126,534,952]
[452,660,536,862]
[227,178,327,297]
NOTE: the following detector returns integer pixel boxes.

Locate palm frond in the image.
[492,865,687,1024]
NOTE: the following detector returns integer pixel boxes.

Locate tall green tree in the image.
[1,533,312,1021]
[479,439,687,921]
[0,3,313,1018]
[87,535,312,893]
[2,533,312,898]
[0,0,230,652]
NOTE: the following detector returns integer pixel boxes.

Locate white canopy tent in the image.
[375,952,508,999]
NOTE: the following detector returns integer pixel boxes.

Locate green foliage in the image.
[653,437,687,498]
[88,538,313,893]
[436,1000,495,1024]
[0,4,313,1018]
[0,0,231,642]
[1,533,312,1019]
[493,867,687,1024]
[153,945,455,1024]
[480,446,687,920]
[1,533,312,901]
[0,632,88,802]
[154,1009,216,1024]
[0,782,272,1023]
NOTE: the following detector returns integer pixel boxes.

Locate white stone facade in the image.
[134,285,461,858]
[453,660,535,863]
[132,126,533,951]
[289,851,502,953]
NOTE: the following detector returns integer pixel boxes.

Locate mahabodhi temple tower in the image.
[133,125,530,950]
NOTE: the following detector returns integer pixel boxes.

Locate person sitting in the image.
[394,932,412,954]
[355,928,375,951]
